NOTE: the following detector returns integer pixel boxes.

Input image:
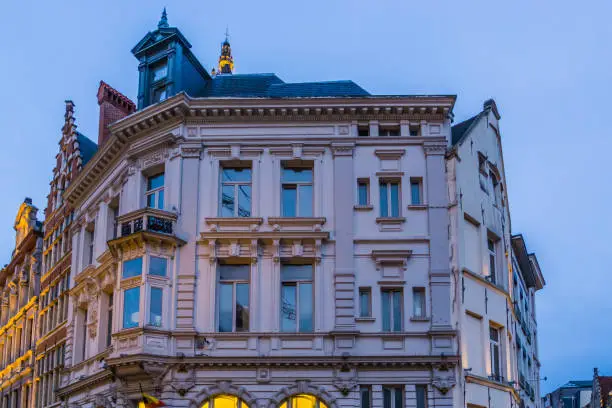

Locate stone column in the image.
[174,144,202,330]
[331,143,356,331]
[424,142,455,355]
[94,200,110,260]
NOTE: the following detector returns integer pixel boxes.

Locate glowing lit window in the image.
[201,395,249,408]
[279,395,328,408]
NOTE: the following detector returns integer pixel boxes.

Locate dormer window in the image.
[151,61,168,83]
[152,87,167,103]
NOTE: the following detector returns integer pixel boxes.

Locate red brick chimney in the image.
[97,81,136,146]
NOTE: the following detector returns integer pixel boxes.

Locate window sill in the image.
[268,217,326,231]
[354,205,373,211]
[410,316,430,322]
[355,317,375,322]
[375,217,405,232]
[407,204,427,210]
[205,217,264,231]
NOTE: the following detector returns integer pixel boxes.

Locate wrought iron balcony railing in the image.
[116,208,177,238]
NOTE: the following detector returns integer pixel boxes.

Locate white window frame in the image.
[381,288,403,332]
[281,164,314,217]
[379,179,401,218]
[489,326,502,380]
[145,172,165,210]
[280,264,314,333]
[219,165,252,217]
[412,287,426,318]
[217,264,250,332]
[488,238,497,284]
[359,287,372,318]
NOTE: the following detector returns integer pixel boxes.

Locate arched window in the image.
[202,395,248,408]
[280,395,328,408]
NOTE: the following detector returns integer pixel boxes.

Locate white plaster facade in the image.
[58,94,459,408]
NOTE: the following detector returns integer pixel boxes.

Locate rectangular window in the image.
[218,264,250,332]
[123,287,140,329]
[379,180,400,217]
[412,288,425,318]
[382,386,403,408]
[415,385,427,408]
[146,172,165,210]
[151,61,168,82]
[106,293,113,347]
[489,326,501,380]
[379,126,400,136]
[359,288,372,318]
[123,257,143,279]
[152,87,168,103]
[410,178,423,205]
[86,225,95,265]
[281,264,313,332]
[149,256,167,277]
[381,289,402,332]
[488,238,497,284]
[281,165,313,217]
[357,179,370,206]
[149,288,163,327]
[360,386,371,408]
[80,308,87,362]
[409,125,420,137]
[220,166,252,217]
[358,125,370,137]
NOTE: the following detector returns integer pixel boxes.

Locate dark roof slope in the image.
[202,74,370,98]
[268,80,369,98]
[77,132,98,166]
[451,113,481,146]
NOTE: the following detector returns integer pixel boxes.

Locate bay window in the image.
[122,287,140,329]
[123,257,143,279]
[148,287,163,327]
[149,256,167,277]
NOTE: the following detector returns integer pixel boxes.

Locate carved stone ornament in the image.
[423,143,447,156]
[432,374,456,395]
[332,368,358,397]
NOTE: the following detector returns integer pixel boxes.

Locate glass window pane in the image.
[123,287,140,329]
[149,288,162,326]
[158,190,164,209]
[298,185,313,216]
[147,173,164,190]
[213,395,239,408]
[123,257,143,279]
[222,168,252,182]
[282,168,313,183]
[282,186,297,217]
[238,185,251,217]
[149,257,167,277]
[380,183,388,217]
[147,193,156,208]
[236,283,250,332]
[221,185,235,217]
[383,388,392,408]
[358,183,368,205]
[411,182,421,205]
[390,183,400,217]
[281,284,297,332]
[152,63,167,82]
[415,386,426,408]
[299,283,313,332]
[281,264,313,281]
[218,283,233,332]
[361,387,371,408]
[382,291,390,331]
[394,387,403,408]
[392,291,402,332]
[219,264,250,280]
[360,290,370,317]
[413,289,424,317]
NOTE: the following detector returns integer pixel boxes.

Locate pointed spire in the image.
[158,8,169,29]
[218,27,234,74]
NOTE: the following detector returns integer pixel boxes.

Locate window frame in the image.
[280,263,314,333]
[281,163,314,217]
[415,385,428,408]
[487,237,497,284]
[148,286,163,327]
[382,385,404,408]
[122,286,140,329]
[357,178,370,206]
[412,287,426,318]
[219,164,253,217]
[489,325,502,381]
[360,386,372,408]
[145,172,165,210]
[379,125,400,137]
[381,288,403,332]
[358,287,372,318]
[217,264,251,333]
[379,179,401,218]
[410,178,423,205]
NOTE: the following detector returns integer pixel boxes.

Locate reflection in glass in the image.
[282,186,297,217]
[149,287,162,326]
[123,257,143,279]
[218,283,233,332]
[281,284,297,332]
[123,287,140,328]
[149,256,167,277]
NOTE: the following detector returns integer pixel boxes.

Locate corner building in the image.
[57,12,459,408]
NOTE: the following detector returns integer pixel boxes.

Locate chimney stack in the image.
[97,81,136,146]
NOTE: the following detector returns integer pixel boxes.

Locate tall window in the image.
[379,180,400,217]
[146,172,165,209]
[382,289,402,332]
[220,166,252,217]
[106,293,113,347]
[218,264,250,332]
[489,326,501,380]
[357,179,370,206]
[412,288,425,318]
[151,60,168,82]
[382,386,403,408]
[360,386,371,408]
[80,308,87,362]
[410,178,423,205]
[359,288,372,318]
[123,287,140,329]
[281,264,313,332]
[149,287,163,327]
[123,257,143,279]
[415,385,427,408]
[282,165,313,217]
[488,238,497,284]
[86,224,95,265]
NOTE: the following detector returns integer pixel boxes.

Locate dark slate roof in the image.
[206,74,284,97]
[77,132,98,166]
[202,74,370,98]
[451,112,483,146]
[564,380,593,388]
[267,80,369,98]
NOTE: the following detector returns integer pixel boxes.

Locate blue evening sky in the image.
[1,0,610,393]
